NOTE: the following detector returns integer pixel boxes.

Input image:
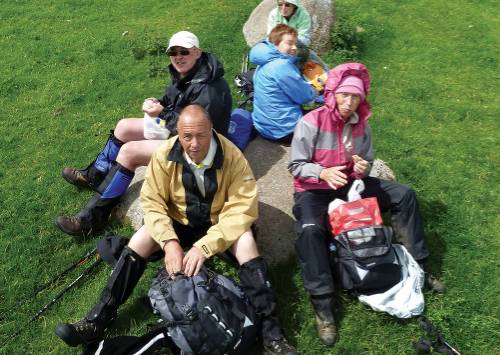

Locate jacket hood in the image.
[283,0,300,7]
[169,52,225,84]
[324,62,372,121]
[250,40,298,66]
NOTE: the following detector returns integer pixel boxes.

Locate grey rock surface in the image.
[243,137,295,265]
[113,136,395,265]
[370,159,396,181]
[242,0,334,55]
[112,166,146,232]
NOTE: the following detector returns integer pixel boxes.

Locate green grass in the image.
[0,0,499,354]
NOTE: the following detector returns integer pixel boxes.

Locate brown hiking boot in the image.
[62,166,105,191]
[310,294,337,346]
[55,216,92,237]
[314,313,337,346]
[62,167,91,189]
[418,260,446,294]
[425,273,446,294]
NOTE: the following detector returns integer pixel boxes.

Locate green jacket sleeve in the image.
[293,7,312,46]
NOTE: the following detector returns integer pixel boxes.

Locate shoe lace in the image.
[70,168,89,183]
[73,169,84,178]
[268,338,294,353]
[67,216,81,224]
[73,319,98,335]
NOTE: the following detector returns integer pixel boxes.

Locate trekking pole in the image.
[33,247,98,294]
[0,256,102,348]
[0,247,97,322]
[241,53,247,73]
[417,316,461,355]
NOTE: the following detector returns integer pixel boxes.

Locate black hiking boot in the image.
[239,257,298,354]
[55,247,146,348]
[263,337,299,355]
[55,318,107,347]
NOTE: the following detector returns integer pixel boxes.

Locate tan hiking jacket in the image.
[141,133,258,258]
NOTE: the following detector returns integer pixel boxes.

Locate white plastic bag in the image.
[327,179,366,214]
[358,244,425,318]
[347,179,365,201]
[143,113,170,140]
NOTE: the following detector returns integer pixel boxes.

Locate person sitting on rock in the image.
[267,0,311,47]
[266,0,327,70]
[55,105,298,355]
[288,62,446,346]
[56,31,232,238]
[250,24,316,143]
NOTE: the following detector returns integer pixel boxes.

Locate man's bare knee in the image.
[128,226,160,258]
[115,118,132,139]
[114,118,144,142]
[116,142,137,167]
[231,229,260,265]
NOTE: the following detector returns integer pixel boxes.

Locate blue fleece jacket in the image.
[250,40,316,140]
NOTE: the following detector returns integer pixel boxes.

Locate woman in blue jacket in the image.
[250,24,316,142]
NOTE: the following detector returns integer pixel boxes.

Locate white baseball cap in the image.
[167,31,199,50]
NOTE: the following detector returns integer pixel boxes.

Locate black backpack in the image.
[331,225,403,295]
[234,69,255,109]
[148,267,258,355]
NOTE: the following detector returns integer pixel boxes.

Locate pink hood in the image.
[324,62,372,122]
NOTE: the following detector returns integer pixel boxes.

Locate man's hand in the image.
[142,98,164,117]
[163,240,184,278]
[183,246,207,277]
[352,155,369,175]
[319,165,348,190]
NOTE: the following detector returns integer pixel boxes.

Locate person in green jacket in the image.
[266,0,328,75]
[267,0,312,46]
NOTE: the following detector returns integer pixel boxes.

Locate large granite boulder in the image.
[113,136,395,265]
[242,0,335,55]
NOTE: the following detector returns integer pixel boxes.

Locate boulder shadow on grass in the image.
[255,201,296,266]
[418,198,449,277]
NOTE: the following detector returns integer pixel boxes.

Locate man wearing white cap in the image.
[56,31,232,238]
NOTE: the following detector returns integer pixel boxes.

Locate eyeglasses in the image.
[277,2,293,7]
[166,49,191,57]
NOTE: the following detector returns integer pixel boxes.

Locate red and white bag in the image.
[328,180,383,236]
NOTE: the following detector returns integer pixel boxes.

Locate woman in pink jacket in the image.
[288,63,445,346]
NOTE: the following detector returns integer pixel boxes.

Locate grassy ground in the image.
[0,0,498,354]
